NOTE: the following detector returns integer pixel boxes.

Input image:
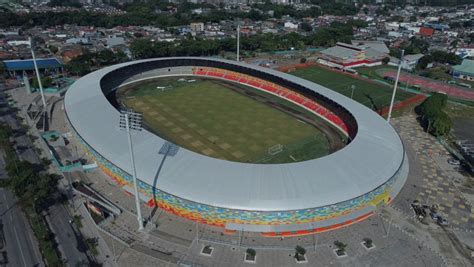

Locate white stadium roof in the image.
[65,57,404,212]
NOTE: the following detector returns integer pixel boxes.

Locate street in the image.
[0,153,43,267]
[0,82,89,266]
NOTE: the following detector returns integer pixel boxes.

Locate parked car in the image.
[437,217,449,226]
[448,158,461,166]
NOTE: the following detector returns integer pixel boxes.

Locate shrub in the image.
[416,93,451,136]
[363,238,373,247]
[246,248,256,257]
[334,241,347,252]
[295,245,306,256]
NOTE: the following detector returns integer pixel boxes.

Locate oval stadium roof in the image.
[64,57,405,212]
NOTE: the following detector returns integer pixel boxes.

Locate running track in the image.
[382,70,474,101]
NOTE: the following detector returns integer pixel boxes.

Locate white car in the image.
[448,159,461,166]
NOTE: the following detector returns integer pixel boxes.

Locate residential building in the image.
[452,59,474,81]
[190,22,205,33]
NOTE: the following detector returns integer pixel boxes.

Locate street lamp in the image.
[387,49,404,123]
[119,109,144,231]
[350,84,356,99]
[29,37,47,110]
[236,24,240,62]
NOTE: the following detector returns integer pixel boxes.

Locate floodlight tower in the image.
[236,24,240,62]
[119,109,145,231]
[387,49,405,123]
[29,37,47,109]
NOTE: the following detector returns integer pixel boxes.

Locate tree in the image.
[417,55,433,70]
[85,238,99,256]
[430,112,452,136]
[0,123,12,144]
[347,19,368,29]
[48,45,58,54]
[300,22,313,32]
[66,60,91,76]
[66,53,95,76]
[334,241,347,253]
[382,57,390,65]
[130,39,156,59]
[417,93,451,137]
[363,238,373,247]
[300,57,307,64]
[246,248,256,257]
[0,62,6,77]
[294,245,306,260]
[418,92,447,117]
[31,76,53,89]
[97,49,117,66]
[48,0,82,8]
[431,50,462,65]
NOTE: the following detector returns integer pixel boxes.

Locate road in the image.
[47,204,89,266]
[0,82,89,266]
[0,153,44,267]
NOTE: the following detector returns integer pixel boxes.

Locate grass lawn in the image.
[119,78,330,164]
[356,65,398,80]
[290,65,414,111]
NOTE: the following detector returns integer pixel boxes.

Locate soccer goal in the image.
[268,144,284,155]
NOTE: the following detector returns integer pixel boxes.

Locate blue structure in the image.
[3,58,63,72]
[423,23,450,31]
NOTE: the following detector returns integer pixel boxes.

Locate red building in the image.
[419,27,435,37]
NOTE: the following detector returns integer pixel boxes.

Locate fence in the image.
[277,62,428,116]
[377,94,427,116]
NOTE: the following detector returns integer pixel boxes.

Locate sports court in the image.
[381,69,474,101]
[118,78,331,164]
[290,66,414,110]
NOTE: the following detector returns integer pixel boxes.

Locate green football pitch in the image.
[118,78,331,164]
[289,66,414,110]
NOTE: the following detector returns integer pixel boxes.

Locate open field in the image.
[289,65,414,110]
[118,78,332,164]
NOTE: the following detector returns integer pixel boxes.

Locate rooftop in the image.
[3,58,63,71]
[453,59,474,76]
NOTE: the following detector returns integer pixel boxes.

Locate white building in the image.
[284,22,298,31]
[389,54,424,71]
[190,22,205,33]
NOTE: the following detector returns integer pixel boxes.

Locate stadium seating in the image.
[193,67,349,134]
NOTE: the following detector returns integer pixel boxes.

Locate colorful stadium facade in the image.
[65,57,408,236]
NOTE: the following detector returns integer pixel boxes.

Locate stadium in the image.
[64,57,408,236]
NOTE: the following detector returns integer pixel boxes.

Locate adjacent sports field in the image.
[118,78,331,164]
[290,66,414,110]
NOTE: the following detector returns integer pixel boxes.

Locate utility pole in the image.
[384,218,393,238]
[119,110,144,231]
[426,118,431,137]
[387,49,404,123]
[29,37,47,109]
[195,222,199,244]
[236,24,240,62]
[350,84,356,99]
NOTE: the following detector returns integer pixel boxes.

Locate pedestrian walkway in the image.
[392,115,474,231]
